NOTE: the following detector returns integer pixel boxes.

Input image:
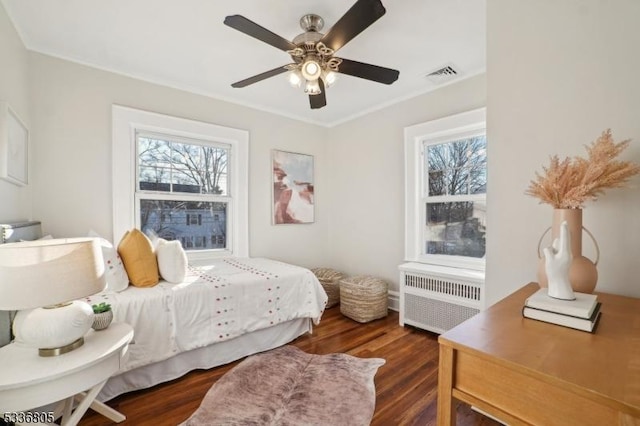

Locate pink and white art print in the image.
[272,150,314,224]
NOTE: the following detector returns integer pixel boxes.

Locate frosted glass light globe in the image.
[301,60,321,80]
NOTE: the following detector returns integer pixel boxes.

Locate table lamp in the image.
[0,237,106,356]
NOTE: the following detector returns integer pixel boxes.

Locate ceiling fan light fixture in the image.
[301,59,322,81]
[225,0,400,110]
[304,79,322,95]
[322,70,337,87]
[288,69,302,88]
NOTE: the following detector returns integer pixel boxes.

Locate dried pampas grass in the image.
[526,129,640,209]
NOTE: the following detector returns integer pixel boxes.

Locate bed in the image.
[84,256,328,401]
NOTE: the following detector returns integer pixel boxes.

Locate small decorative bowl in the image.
[92,310,113,331]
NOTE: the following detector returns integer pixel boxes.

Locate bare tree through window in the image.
[137,136,229,250]
[425,136,487,257]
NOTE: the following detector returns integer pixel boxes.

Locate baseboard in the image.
[388,290,399,312]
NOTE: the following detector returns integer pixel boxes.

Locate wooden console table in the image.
[437,283,640,425]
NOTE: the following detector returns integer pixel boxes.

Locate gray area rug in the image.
[181,345,385,426]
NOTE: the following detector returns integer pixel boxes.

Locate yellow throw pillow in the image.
[117,229,159,287]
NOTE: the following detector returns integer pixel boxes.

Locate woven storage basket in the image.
[340,275,388,323]
[311,268,347,308]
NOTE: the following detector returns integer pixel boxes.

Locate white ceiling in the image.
[2,0,486,127]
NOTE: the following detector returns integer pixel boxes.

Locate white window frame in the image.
[404,107,486,271]
[112,105,249,260]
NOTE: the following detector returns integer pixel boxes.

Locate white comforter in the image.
[85,257,327,372]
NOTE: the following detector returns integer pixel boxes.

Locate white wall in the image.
[0,4,31,222]
[28,53,330,269]
[327,74,487,292]
[486,0,640,304]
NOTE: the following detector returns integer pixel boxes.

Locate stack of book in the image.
[522,288,601,333]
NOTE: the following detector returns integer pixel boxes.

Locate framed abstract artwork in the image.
[272,150,314,224]
[0,102,29,186]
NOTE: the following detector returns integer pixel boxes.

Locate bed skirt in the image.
[98,317,312,402]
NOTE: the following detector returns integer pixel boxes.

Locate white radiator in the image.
[399,263,484,334]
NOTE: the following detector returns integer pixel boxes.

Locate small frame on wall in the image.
[272,150,314,224]
[0,101,29,186]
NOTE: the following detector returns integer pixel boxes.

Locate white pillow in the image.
[156,239,188,284]
[89,230,130,292]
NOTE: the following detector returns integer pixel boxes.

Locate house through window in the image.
[137,133,229,251]
[112,106,249,259]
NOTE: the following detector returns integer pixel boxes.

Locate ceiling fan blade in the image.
[231,66,289,88]
[224,15,297,52]
[319,0,386,53]
[309,79,327,109]
[335,58,399,84]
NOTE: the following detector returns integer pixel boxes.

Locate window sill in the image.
[398,261,485,284]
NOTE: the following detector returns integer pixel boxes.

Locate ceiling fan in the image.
[223,0,400,110]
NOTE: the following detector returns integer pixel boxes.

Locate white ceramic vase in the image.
[537,209,599,293]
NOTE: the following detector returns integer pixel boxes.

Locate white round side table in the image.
[0,322,134,426]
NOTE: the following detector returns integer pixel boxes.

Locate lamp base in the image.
[13,301,94,356]
[39,337,85,357]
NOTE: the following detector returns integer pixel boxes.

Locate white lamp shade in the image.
[0,238,106,310]
[323,70,337,87]
[288,70,302,88]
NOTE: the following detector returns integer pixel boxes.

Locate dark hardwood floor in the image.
[80,307,500,426]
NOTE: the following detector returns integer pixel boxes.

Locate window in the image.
[136,131,230,252]
[113,106,248,260]
[404,108,486,270]
[424,135,486,257]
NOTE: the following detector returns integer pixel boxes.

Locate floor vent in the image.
[399,264,483,334]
